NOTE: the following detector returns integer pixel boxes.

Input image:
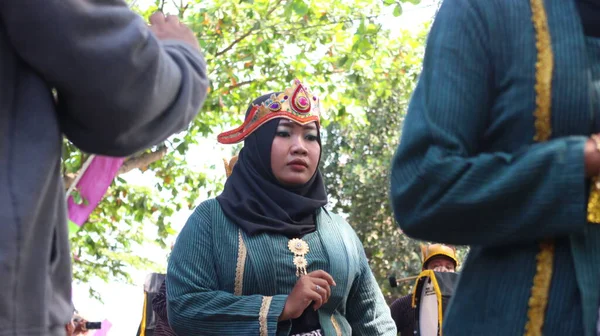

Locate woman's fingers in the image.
[305,287,323,310]
[311,277,331,303]
[308,270,336,286]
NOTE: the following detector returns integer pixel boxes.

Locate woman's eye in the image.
[276,131,290,137]
[305,134,318,141]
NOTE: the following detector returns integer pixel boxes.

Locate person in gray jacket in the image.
[0,1,209,335]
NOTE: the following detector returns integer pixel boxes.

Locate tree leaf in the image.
[292,0,309,16]
[393,3,403,17]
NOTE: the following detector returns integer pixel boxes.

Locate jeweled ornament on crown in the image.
[298,96,309,108]
[268,102,281,111]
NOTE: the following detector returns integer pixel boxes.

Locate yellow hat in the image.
[223,155,239,178]
[421,243,458,268]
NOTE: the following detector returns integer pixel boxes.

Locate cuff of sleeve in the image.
[161,39,205,59]
[266,295,288,336]
[552,136,587,232]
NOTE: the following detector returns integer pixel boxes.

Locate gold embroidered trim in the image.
[331,315,342,336]
[588,135,600,221]
[525,241,554,336]
[234,229,247,296]
[531,0,553,143]
[587,178,600,222]
[526,0,555,335]
[259,296,272,336]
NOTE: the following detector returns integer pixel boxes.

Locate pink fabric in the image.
[67,156,124,226]
[92,319,112,336]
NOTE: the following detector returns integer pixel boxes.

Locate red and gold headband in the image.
[217,79,321,144]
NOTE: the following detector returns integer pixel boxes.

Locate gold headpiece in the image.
[217,79,321,144]
[421,243,458,268]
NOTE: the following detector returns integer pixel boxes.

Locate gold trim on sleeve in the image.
[259,296,273,336]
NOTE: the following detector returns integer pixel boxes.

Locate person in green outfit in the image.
[390,0,600,335]
[166,79,396,336]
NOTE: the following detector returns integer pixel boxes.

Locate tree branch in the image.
[118,146,168,175]
[198,13,379,42]
[64,173,76,191]
[171,0,190,18]
[215,30,255,57]
[226,76,278,90]
[63,146,168,191]
[214,0,284,57]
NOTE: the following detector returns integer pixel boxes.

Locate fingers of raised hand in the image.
[149,11,166,25]
[165,14,180,23]
[312,278,331,302]
[307,270,336,286]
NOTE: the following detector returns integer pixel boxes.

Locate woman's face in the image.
[270,119,320,186]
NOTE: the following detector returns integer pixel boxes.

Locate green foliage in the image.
[66,0,447,295]
[321,88,424,301]
[320,21,468,301]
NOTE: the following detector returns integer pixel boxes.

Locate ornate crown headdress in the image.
[217,79,321,144]
[421,243,458,267]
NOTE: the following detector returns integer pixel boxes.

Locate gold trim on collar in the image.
[234,229,247,296]
[526,0,555,335]
[331,315,342,336]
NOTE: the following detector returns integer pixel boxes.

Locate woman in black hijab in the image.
[166,79,396,336]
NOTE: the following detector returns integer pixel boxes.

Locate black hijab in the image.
[576,0,600,38]
[216,94,328,238]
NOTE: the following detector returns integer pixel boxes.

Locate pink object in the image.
[67,156,124,226]
[92,319,112,336]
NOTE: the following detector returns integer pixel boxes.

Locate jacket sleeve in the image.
[389,294,414,334]
[0,0,209,156]
[345,234,397,335]
[390,0,587,247]
[166,203,288,336]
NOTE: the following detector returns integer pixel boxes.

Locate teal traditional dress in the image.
[167,83,396,336]
[166,199,395,336]
[390,0,600,335]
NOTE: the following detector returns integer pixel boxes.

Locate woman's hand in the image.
[584,135,600,178]
[279,270,336,321]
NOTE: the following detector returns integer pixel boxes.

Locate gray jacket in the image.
[0,1,208,335]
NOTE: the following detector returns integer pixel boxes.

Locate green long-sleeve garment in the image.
[390,0,600,335]
[166,198,396,336]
